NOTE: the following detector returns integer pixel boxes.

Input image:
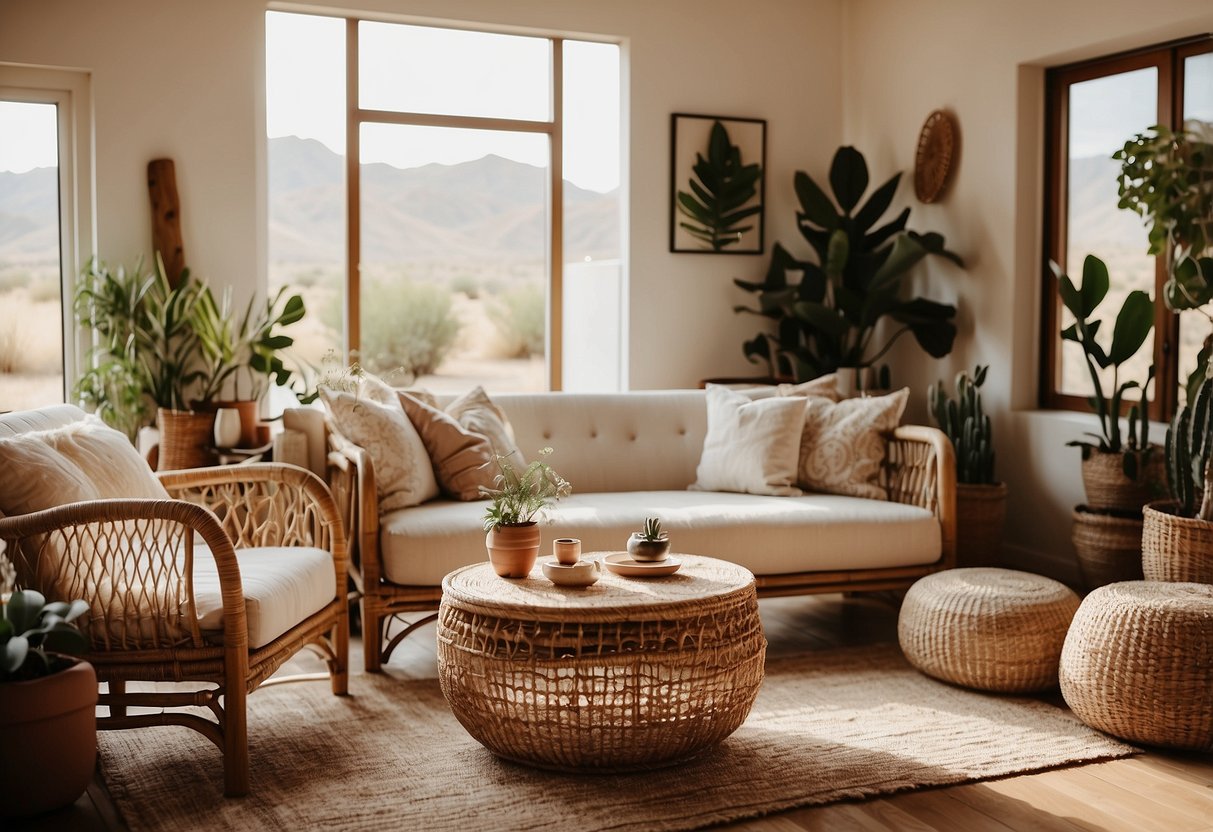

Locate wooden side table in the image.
[437,554,766,772]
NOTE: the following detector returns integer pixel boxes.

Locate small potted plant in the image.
[481,448,572,578]
[627,517,671,563]
[928,365,1007,567]
[0,583,96,820]
[1143,371,1213,583]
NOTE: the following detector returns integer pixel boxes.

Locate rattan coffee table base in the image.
[437,554,766,772]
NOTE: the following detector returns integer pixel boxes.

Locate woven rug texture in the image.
[98,644,1134,831]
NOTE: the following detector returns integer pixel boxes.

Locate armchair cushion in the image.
[193,544,336,649]
[0,411,168,517]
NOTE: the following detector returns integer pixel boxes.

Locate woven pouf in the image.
[1060,581,1213,751]
[898,568,1081,692]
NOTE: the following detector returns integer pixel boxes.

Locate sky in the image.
[0,11,623,193]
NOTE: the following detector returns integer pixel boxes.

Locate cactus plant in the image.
[1166,372,1213,520]
[639,517,666,543]
[929,365,996,485]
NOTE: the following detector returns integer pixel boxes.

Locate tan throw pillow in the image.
[0,414,169,516]
[397,391,495,501]
[320,385,439,512]
[777,373,841,402]
[690,385,805,496]
[445,386,524,467]
[797,388,909,500]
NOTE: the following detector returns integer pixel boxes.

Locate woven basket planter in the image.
[1060,581,1213,751]
[898,568,1081,693]
[156,408,216,471]
[1071,507,1143,591]
[1080,448,1162,512]
[1142,501,1213,584]
[955,482,1008,567]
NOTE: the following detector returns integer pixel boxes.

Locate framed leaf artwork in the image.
[669,113,766,254]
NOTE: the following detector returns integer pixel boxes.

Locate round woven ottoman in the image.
[1060,581,1213,750]
[898,568,1081,692]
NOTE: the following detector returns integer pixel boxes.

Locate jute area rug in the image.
[99,644,1134,831]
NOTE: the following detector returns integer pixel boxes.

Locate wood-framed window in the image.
[1041,36,1212,419]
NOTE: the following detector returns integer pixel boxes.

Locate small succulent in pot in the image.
[627,517,671,563]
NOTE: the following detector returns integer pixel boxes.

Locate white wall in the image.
[841,0,1213,579]
[0,0,844,390]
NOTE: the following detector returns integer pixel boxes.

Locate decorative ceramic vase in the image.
[198,399,260,447]
[214,407,242,448]
[542,557,601,588]
[486,522,541,578]
[627,533,671,563]
[0,660,98,819]
[553,538,581,565]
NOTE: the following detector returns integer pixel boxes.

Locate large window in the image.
[0,67,91,412]
[1042,38,1213,418]
[266,12,623,393]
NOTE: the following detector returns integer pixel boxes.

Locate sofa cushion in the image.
[398,391,495,501]
[379,491,941,586]
[691,385,806,496]
[445,387,524,466]
[193,545,335,649]
[797,388,909,500]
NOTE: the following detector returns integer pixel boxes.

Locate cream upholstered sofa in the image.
[287,389,956,671]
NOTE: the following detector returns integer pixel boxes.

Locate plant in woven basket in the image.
[929,365,995,485]
[1165,371,1213,521]
[627,516,672,563]
[1052,254,1156,478]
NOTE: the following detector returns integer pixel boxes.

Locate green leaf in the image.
[6,590,45,634]
[829,146,869,214]
[794,171,839,230]
[1078,254,1111,317]
[3,636,29,673]
[794,301,849,337]
[1108,289,1154,366]
[853,172,901,232]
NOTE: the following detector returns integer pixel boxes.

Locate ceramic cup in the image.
[553,538,581,565]
[213,408,242,449]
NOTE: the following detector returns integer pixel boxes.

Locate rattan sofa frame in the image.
[0,463,349,798]
[327,424,955,673]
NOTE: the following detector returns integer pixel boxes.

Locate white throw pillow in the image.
[690,385,806,496]
[320,383,439,512]
[797,388,909,500]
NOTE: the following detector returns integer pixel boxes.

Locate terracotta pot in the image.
[955,481,1008,567]
[1142,500,1213,584]
[156,408,216,470]
[1071,506,1144,591]
[0,660,98,819]
[486,523,541,578]
[1080,448,1164,512]
[194,399,260,448]
[626,534,671,563]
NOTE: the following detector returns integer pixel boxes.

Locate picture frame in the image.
[669,113,766,255]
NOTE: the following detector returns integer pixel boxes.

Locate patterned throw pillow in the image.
[397,391,495,501]
[690,385,806,496]
[796,388,909,500]
[320,383,439,512]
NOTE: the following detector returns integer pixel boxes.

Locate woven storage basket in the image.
[437,555,766,772]
[1080,448,1162,512]
[156,408,215,471]
[1142,501,1213,584]
[956,482,1008,567]
[898,567,1081,693]
[1060,581,1213,751]
[1071,507,1143,591]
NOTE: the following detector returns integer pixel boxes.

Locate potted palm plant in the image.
[481,448,572,578]
[929,365,1006,567]
[0,582,95,820]
[1143,371,1213,583]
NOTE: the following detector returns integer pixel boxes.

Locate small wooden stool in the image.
[898,567,1080,692]
[1060,581,1213,750]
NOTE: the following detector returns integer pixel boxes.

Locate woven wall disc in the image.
[914,110,958,203]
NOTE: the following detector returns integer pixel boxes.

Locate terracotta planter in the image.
[1142,500,1213,584]
[955,481,1008,567]
[1071,506,1144,591]
[195,399,261,448]
[156,408,216,470]
[486,522,541,578]
[1080,448,1164,512]
[0,660,98,819]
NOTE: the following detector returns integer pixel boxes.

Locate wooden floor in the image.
[16,593,1213,831]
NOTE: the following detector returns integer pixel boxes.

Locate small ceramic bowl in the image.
[542,557,601,588]
[627,533,671,563]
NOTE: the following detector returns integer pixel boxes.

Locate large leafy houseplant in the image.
[676,121,763,251]
[734,146,963,382]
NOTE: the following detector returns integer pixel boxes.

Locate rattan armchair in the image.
[0,461,349,798]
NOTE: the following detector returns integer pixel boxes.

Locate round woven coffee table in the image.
[437,553,766,772]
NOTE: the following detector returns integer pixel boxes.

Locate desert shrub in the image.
[0,323,21,374]
[450,274,480,299]
[360,279,460,377]
[28,278,61,304]
[488,283,545,359]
